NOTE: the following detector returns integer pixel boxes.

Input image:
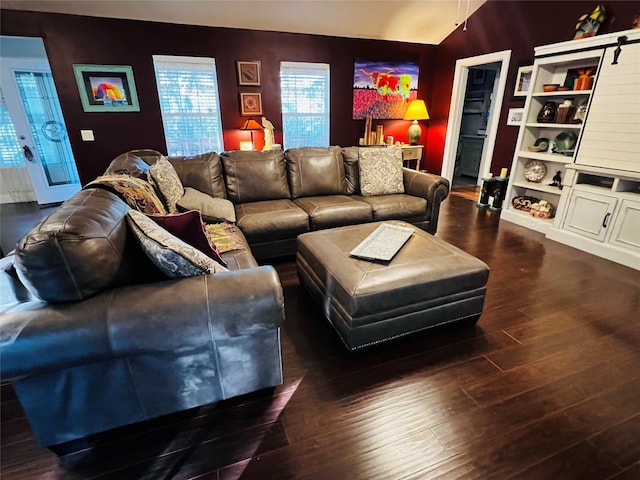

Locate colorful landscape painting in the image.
[353,59,419,119]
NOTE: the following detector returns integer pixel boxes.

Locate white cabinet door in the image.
[563,189,617,241]
[608,199,640,252]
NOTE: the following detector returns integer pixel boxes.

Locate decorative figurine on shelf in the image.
[261,116,275,151]
[574,4,607,39]
[549,170,563,189]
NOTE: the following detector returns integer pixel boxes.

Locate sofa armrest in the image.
[0,266,284,380]
[402,168,450,234]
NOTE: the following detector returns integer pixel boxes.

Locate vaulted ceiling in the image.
[1,0,486,45]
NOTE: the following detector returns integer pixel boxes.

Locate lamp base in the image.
[407,121,422,145]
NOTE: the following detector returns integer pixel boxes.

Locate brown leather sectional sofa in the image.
[0,146,449,452]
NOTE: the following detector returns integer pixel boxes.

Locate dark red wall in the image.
[1,10,437,184]
[427,0,639,174]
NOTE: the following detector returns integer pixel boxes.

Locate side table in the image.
[400,145,423,171]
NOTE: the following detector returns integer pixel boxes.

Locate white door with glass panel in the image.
[0,57,80,204]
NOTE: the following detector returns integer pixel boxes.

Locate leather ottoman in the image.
[296,221,489,351]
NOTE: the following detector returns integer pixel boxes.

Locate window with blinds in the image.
[280,62,330,148]
[153,55,224,156]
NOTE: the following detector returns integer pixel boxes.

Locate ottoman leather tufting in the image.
[296,221,489,350]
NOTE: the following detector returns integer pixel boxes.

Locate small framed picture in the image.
[237,60,261,86]
[513,65,533,98]
[507,107,524,126]
[240,92,263,116]
[73,64,140,112]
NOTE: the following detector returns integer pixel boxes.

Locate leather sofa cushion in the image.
[221,150,290,203]
[294,195,372,230]
[169,152,227,200]
[341,147,361,195]
[285,147,346,199]
[14,188,163,303]
[357,194,427,221]
[236,199,309,241]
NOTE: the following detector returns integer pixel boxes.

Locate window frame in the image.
[280,61,330,149]
[152,55,225,156]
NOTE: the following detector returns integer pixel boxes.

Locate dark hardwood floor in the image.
[2,194,639,479]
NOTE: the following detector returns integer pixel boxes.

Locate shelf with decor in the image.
[502,28,640,269]
[501,44,605,234]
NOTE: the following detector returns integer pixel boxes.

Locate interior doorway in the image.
[441,50,512,190]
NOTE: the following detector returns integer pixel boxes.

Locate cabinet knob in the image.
[602,212,611,228]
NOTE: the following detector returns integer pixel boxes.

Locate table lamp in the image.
[403,100,429,145]
[241,118,263,150]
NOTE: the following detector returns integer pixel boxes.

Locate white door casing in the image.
[0,57,80,204]
[441,50,512,184]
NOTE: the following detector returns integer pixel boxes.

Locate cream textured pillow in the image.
[127,210,227,278]
[149,156,184,213]
[177,187,236,223]
[358,146,404,196]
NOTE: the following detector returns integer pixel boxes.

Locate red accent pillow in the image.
[148,210,227,267]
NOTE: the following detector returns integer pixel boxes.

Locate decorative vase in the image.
[556,100,576,123]
[537,101,557,123]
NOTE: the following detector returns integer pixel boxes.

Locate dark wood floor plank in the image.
[423,378,640,480]
[505,441,621,480]
[431,350,640,452]
[463,325,640,407]
[606,462,640,480]
[590,414,640,470]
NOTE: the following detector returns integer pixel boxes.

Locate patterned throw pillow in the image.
[149,156,184,213]
[358,146,405,197]
[127,210,227,278]
[148,210,227,267]
[204,223,246,253]
[85,175,167,214]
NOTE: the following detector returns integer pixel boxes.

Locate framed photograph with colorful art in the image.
[352,59,419,119]
[73,64,140,112]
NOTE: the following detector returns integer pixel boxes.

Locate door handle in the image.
[22,145,34,163]
[602,212,611,228]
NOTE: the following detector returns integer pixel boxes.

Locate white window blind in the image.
[153,55,224,156]
[280,62,330,148]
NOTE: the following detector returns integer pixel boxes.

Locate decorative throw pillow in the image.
[148,210,227,267]
[126,210,227,278]
[177,187,236,223]
[204,223,246,253]
[85,175,167,214]
[358,146,404,197]
[148,156,184,213]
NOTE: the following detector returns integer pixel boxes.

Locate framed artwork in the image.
[352,59,419,119]
[507,108,524,126]
[73,64,139,112]
[237,60,261,86]
[513,65,533,98]
[240,92,263,116]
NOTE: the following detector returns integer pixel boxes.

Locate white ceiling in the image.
[2,0,486,45]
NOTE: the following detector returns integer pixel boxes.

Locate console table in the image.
[401,145,423,171]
